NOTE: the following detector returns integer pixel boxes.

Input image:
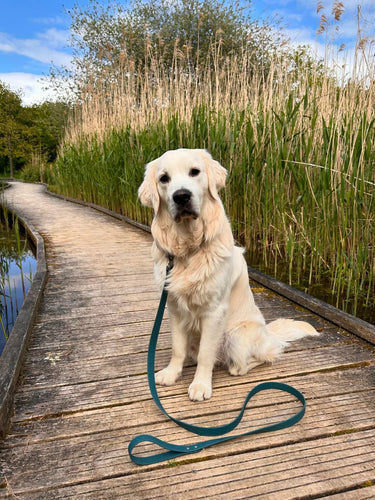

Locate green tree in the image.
[50,0,284,97]
[29,101,69,162]
[69,0,254,66]
[0,83,23,178]
[0,82,69,177]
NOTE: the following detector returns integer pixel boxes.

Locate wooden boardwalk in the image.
[1,182,375,499]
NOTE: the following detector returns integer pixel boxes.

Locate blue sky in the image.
[0,0,374,105]
[0,0,75,104]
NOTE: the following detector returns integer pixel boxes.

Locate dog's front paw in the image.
[155,367,180,386]
[188,381,212,401]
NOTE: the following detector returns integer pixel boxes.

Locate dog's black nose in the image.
[173,189,192,206]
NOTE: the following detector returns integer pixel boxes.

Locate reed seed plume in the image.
[332,1,345,21]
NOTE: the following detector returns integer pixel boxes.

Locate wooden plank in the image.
[35,296,324,331]
[1,429,374,498]
[27,321,171,348]
[40,289,157,309]
[24,326,346,365]
[8,364,375,425]
[124,430,375,500]
[5,383,375,451]
[47,266,154,280]
[18,343,375,392]
[32,308,163,333]
[26,332,171,360]
[37,298,160,321]
[8,362,375,424]
[327,486,375,499]
[37,285,310,319]
[41,277,158,295]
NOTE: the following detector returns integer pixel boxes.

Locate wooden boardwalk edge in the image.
[0,201,48,438]
[247,267,375,346]
[46,185,375,343]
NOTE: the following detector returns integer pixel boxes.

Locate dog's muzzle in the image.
[172,189,198,221]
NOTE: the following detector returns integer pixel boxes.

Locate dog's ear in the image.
[201,150,227,200]
[138,160,160,213]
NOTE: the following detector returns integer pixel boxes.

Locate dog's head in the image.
[138,149,227,222]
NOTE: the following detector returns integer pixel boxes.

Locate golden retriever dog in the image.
[138,148,318,401]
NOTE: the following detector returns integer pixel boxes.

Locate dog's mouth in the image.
[174,209,199,223]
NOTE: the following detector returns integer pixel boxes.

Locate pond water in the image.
[0,220,37,355]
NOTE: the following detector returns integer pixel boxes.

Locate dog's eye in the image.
[159,173,170,184]
[189,168,200,177]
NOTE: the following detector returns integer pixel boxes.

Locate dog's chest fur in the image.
[153,242,233,316]
[151,204,235,314]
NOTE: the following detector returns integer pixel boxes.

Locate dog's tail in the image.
[225,318,319,376]
[266,318,319,342]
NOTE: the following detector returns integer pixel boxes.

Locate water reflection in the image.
[0,223,37,354]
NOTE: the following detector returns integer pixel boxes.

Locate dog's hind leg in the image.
[225,321,285,376]
[228,357,263,376]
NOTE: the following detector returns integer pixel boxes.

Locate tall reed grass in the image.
[53,36,375,322]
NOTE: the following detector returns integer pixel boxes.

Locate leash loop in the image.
[128,263,306,465]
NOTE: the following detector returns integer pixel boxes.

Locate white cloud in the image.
[0,73,60,105]
[32,16,67,26]
[282,24,374,85]
[296,0,357,11]
[0,27,73,104]
[38,28,71,48]
[265,0,375,51]
[0,29,72,67]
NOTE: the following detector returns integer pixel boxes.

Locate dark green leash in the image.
[128,260,307,466]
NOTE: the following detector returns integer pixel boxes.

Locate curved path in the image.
[1,182,375,498]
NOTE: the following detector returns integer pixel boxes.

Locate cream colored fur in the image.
[138,148,319,401]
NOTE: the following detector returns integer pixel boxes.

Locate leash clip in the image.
[166,254,174,272]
